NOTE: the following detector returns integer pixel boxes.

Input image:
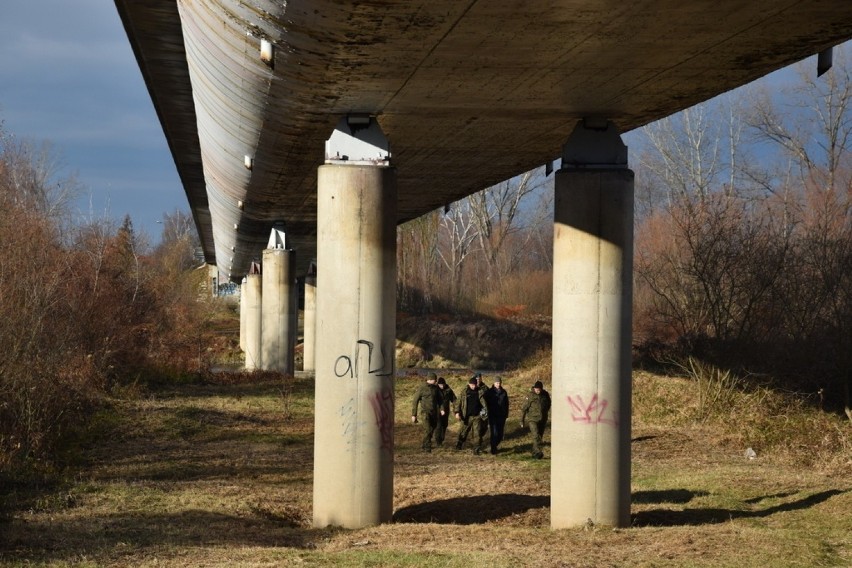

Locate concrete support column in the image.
[313,116,396,529]
[312,163,397,528]
[261,247,296,374]
[290,278,299,371]
[303,269,317,372]
[239,278,247,352]
[244,270,263,371]
[551,120,633,529]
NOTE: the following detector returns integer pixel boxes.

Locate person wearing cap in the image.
[411,372,440,452]
[520,380,551,459]
[453,375,488,454]
[484,377,510,455]
[475,372,489,397]
[435,377,456,447]
[475,372,490,427]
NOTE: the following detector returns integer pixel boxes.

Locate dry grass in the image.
[1,369,850,567]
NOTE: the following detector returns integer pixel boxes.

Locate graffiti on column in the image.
[369,388,394,452]
[335,339,396,443]
[339,397,357,447]
[334,339,395,378]
[566,393,618,426]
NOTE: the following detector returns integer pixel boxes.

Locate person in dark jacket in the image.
[411,372,440,452]
[454,376,488,454]
[475,372,490,431]
[484,377,509,455]
[475,372,489,398]
[520,380,551,459]
[435,377,456,447]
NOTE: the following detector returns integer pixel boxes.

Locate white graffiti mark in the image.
[339,397,357,445]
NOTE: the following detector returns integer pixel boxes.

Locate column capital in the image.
[325,115,391,166]
[561,119,628,169]
[266,223,289,250]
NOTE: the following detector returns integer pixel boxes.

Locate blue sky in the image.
[0,0,184,242]
[0,1,846,244]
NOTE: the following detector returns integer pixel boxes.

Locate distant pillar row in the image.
[303,269,317,372]
[239,279,247,352]
[551,120,633,529]
[313,116,396,529]
[243,268,263,371]
[238,244,300,374]
[261,247,296,374]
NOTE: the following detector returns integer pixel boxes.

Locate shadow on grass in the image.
[502,439,550,457]
[141,376,313,401]
[632,489,709,504]
[631,435,658,443]
[633,488,848,527]
[0,509,333,564]
[502,427,529,442]
[393,493,549,524]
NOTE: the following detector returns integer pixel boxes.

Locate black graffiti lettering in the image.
[334,355,353,378]
[335,339,395,378]
[357,339,395,377]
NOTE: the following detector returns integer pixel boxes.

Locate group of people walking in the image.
[411,372,551,458]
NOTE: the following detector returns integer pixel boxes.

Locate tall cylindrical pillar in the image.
[551,121,633,529]
[313,164,397,529]
[244,272,263,371]
[303,272,317,372]
[239,278,247,352]
[290,278,299,372]
[261,248,296,374]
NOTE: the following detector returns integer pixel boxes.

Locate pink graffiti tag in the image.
[566,393,618,427]
[369,389,394,452]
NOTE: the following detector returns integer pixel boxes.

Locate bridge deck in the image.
[114,0,852,278]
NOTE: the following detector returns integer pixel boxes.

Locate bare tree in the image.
[746,47,852,411]
[634,48,852,414]
[747,46,852,195]
[0,130,80,226]
[437,198,479,299]
[397,210,441,312]
[469,168,547,287]
[526,187,554,272]
[155,209,198,274]
[160,209,198,246]
[115,215,149,304]
[640,99,748,205]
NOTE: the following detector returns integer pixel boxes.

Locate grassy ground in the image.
[1,370,850,567]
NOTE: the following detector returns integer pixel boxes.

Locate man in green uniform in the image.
[411,372,440,452]
[520,380,551,459]
[473,372,490,430]
[454,376,488,454]
[435,377,456,447]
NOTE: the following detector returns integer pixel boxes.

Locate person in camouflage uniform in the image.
[520,380,551,459]
[454,376,488,454]
[474,372,490,432]
[411,372,440,452]
[484,376,509,455]
[435,377,456,447]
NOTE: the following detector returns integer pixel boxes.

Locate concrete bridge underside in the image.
[115,0,852,279]
[115,0,852,530]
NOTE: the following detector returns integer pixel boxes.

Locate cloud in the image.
[0,0,186,242]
